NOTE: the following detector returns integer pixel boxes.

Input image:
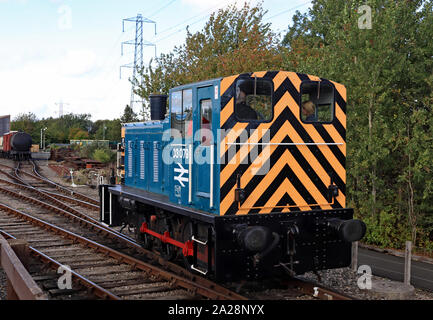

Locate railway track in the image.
[0,202,247,300]
[0,161,99,206]
[0,160,247,300]
[0,159,354,301]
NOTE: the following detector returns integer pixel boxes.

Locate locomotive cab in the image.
[100,71,366,282]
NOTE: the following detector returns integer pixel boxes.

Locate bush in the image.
[92,148,115,164]
[79,143,99,158]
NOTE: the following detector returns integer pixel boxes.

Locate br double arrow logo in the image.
[174,162,189,187]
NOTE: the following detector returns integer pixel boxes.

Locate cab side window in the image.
[170,88,193,138]
[300,81,334,123]
[183,89,193,139]
[171,91,183,136]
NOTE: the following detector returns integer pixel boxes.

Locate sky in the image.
[0,0,312,121]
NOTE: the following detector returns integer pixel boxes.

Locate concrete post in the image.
[351,241,358,272]
[404,241,412,285]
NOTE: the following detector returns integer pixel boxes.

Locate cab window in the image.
[235,78,273,122]
[171,91,182,134]
[300,81,334,123]
[183,89,193,139]
[170,89,193,138]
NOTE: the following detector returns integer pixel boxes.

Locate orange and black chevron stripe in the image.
[219,71,347,216]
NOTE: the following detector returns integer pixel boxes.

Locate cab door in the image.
[194,86,215,210]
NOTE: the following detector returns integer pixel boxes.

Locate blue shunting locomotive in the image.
[100,71,366,282]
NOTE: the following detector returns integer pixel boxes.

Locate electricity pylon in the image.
[120,14,156,120]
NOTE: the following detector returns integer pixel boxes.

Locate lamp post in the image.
[42,127,47,150]
[103,125,107,141]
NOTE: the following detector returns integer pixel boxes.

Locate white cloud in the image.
[58,49,98,77]
[0,47,130,121]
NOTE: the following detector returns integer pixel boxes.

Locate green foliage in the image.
[134,1,283,119]
[10,113,122,145]
[7,0,433,252]
[69,127,89,140]
[92,148,115,164]
[78,143,100,159]
[120,105,138,123]
[282,0,433,248]
[363,211,411,249]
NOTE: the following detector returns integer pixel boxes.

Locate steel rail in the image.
[30,160,99,205]
[0,161,99,205]
[0,169,99,211]
[287,277,356,300]
[0,183,138,245]
[0,230,120,300]
[0,175,246,299]
[0,173,108,228]
[0,202,246,300]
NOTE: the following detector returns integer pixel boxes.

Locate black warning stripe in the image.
[333,116,346,141]
[220,71,347,215]
[220,72,279,167]
[246,137,342,214]
[225,134,325,216]
[221,71,278,114]
[219,105,291,201]
[250,163,303,212]
[220,81,346,212]
[220,121,260,169]
[297,73,310,82]
[276,194,305,212]
[313,124,346,168]
[284,135,343,207]
[248,152,317,210]
[286,108,346,197]
[219,105,344,207]
[334,85,347,114]
[281,76,346,194]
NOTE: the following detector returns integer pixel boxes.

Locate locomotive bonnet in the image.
[100,71,366,282]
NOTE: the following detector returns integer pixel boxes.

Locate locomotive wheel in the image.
[154,217,177,261]
[135,215,153,249]
[160,242,176,261]
[181,221,195,272]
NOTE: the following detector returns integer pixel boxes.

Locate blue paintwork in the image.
[124,78,221,215]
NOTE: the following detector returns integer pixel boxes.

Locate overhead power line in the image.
[148,0,178,18]
[264,0,312,21]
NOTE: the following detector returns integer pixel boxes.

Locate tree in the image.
[282,0,433,248]
[93,119,121,141]
[11,113,39,142]
[69,127,89,140]
[134,1,283,104]
[120,105,138,123]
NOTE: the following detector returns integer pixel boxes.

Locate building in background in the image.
[0,115,10,136]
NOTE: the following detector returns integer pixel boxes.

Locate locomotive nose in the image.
[328,218,366,242]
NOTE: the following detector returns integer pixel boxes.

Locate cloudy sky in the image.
[0,0,311,121]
